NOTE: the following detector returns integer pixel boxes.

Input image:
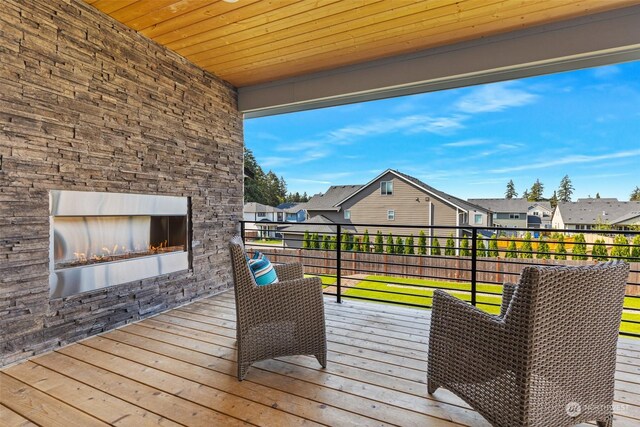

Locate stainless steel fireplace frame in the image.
[49,190,192,299]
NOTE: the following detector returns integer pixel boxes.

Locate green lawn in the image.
[252,239,283,245]
[304,274,337,286]
[341,274,640,336]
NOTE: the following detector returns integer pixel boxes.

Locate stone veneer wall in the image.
[0,0,243,366]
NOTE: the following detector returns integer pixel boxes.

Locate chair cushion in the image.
[247,251,279,286]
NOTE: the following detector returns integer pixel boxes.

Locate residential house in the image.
[283,169,491,247]
[469,198,553,230]
[552,198,640,230]
[276,202,308,222]
[243,202,284,239]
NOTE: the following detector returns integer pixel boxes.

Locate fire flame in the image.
[69,240,173,266]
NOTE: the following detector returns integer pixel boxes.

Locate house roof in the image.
[243,202,282,213]
[555,199,640,225]
[469,198,552,213]
[333,169,487,213]
[304,185,363,212]
[279,215,356,234]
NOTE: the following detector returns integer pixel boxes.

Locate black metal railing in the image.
[240,220,640,337]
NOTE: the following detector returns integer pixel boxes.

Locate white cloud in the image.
[490,149,640,173]
[443,138,488,148]
[593,65,620,79]
[456,82,538,113]
[260,156,291,168]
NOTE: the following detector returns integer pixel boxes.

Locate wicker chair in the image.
[229,236,327,380]
[427,261,629,427]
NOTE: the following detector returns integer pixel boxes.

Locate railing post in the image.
[471,228,477,307]
[240,221,245,244]
[336,224,342,304]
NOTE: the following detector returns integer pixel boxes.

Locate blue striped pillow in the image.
[247,251,279,286]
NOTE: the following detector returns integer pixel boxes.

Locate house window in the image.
[509,213,520,219]
[256,212,267,218]
[387,210,395,220]
[380,181,393,195]
[474,214,483,225]
[344,210,351,220]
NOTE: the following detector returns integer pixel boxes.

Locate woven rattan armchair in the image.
[427,261,629,427]
[229,236,327,380]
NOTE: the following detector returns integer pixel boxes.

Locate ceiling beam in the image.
[239,5,640,118]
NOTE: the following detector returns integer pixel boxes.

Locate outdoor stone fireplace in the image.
[49,190,191,299]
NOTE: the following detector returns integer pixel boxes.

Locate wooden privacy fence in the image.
[260,248,640,296]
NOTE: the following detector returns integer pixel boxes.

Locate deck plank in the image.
[3,290,640,426]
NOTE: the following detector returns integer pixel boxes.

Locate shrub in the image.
[505,240,517,258]
[330,235,337,250]
[362,229,371,253]
[591,238,609,261]
[554,234,567,260]
[631,234,640,261]
[536,237,550,259]
[488,234,499,257]
[311,232,320,249]
[405,234,415,255]
[445,234,456,256]
[386,234,394,254]
[418,231,427,255]
[432,237,441,255]
[611,234,630,260]
[460,237,470,257]
[520,232,533,258]
[395,236,404,254]
[571,233,588,260]
[302,231,310,249]
[476,235,486,258]
[374,231,384,253]
[322,235,330,250]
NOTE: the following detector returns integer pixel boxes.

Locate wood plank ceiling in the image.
[84,0,640,87]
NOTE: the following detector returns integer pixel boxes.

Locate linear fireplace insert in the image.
[49,190,191,298]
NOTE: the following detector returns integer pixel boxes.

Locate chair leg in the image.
[596,415,613,427]
[238,363,250,381]
[427,377,439,394]
[315,352,327,368]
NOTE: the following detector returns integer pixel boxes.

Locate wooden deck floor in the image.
[2,290,640,426]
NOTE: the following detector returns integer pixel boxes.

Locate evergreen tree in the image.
[595,192,601,199]
[630,186,640,201]
[476,235,486,258]
[592,239,609,261]
[445,234,456,256]
[341,232,350,251]
[405,235,415,255]
[505,180,518,199]
[520,232,533,258]
[432,237,441,255]
[395,236,405,254]
[557,175,574,202]
[418,231,427,255]
[302,231,311,249]
[488,234,499,257]
[362,230,371,253]
[611,234,630,259]
[528,179,544,202]
[555,234,567,260]
[537,237,550,259]
[353,236,362,252]
[374,231,384,253]
[550,191,559,209]
[631,234,640,261]
[505,240,517,258]
[571,234,588,260]
[329,235,337,250]
[322,235,330,250]
[522,189,530,200]
[460,237,470,257]
[386,234,394,254]
[311,232,320,249]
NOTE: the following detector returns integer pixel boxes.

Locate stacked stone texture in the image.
[0,0,243,365]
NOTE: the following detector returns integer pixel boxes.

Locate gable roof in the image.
[468,198,530,213]
[279,215,356,234]
[304,185,362,212]
[244,202,282,213]
[334,169,487,213]
[556,199,640,225]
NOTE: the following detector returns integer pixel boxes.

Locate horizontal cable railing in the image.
[240,220,640,337]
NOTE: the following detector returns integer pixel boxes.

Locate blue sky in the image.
[245,61,640,200]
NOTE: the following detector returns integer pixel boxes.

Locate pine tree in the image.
[476,235,486,258]
[555,234,567,260]
[630,186,640,201]
[529,179,544,202]
[557,175,574,202]
[353,236,362,252]
[311,232,320,249]
[505,240,518,258]
[418,231,427,255]
[445,234,456,256]
[374,231,384,253]
[611,234,630,259]
[322,235,330,250]
[595,192,601,199]
[550,191,559,209]
[395,236,404,254]
[522,189,530,200]
[520,232,533,258]
[405,235,415,255]
[432,237,441,255]
[537,237,550,259]
[386,234,394,254]
[505,180,518,199]
[631,234,640,261]
[341,232,350,251]
[302,231,311,249]
[460,237,470,257]
[362,230,371,253]
[488,234,499,257]
[329,235,337,250]
[571,234,588,260]
[592,239,609,261]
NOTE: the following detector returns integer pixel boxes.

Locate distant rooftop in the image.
[469,198,552,213]
[304,185,363,212]
[556,199,640,225]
